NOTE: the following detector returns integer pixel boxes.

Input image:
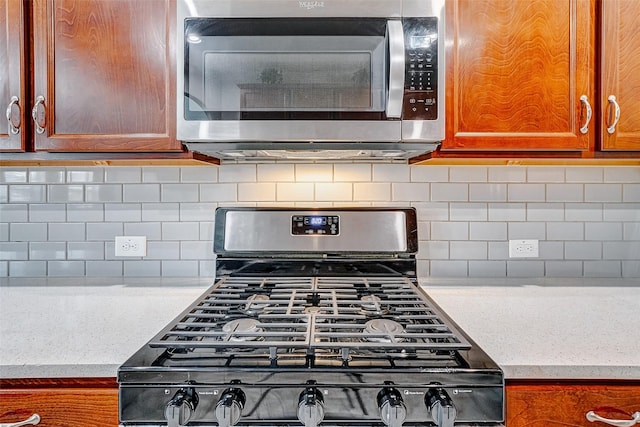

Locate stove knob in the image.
[426,388,457,427]
[165,388,199,427]
[297,387,325,427]
[377,387,407,427]
[215,388,246,427]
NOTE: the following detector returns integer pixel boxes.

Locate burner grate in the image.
[149,276,470,354]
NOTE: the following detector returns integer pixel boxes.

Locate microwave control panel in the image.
[403,17,439,120]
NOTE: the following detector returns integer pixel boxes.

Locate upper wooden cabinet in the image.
[600,0,640,151]
[442,0,594,153]
[0,0,27,151]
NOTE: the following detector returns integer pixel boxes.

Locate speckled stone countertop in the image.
[1,277,639,380]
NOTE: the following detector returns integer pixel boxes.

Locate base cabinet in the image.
[0,384,118,427]
[506,382,640,426]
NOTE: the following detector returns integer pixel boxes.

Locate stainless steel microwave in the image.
[177,0,445,161]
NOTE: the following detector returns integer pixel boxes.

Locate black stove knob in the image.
[165,388,199,427]
[297,387,325,427]
[377,387,407,427]
[425,387,457,427]
[215,388,246,427]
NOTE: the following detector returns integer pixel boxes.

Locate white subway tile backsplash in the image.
[143,167,180,183]
[9,185,46,203]
[10,223,47,241]
[431,183,468,201]
[373,164,410,182]
[219,164,256,183]
[258,164,295,182]
[105,167,141,183]
[67,168,104,183]
[585,184,623,202]
[450,167,486,183]
[353,183,390,201]
[1,164,637,278]
[29,204,66,222]
[48,261,85,276]
[29,242,66,260]
[469,183,507,202]
[507,183,545,202]
[67,242,104,260]
[315,183,352,201]
[334,164,371,182]
[86,184,122,203]
[123,184,160,202]
[295,164,333,182]
[277,183,315,202]
[105,203,142,222]
[238,183,276,202]
[200,183,237,202]
[392,183,428,201]
[162,183,199,202]
[162,222,200,241]
[67,203,104,222]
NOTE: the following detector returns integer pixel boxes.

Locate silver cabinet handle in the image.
[385,20,405,119]
[31,95,46,134]
[579,95,592,135]
[0,414,41,427]
[6,96,21,135]
[606,95,621,134]
[587,410,640,427]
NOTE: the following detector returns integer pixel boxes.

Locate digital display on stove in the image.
[292,215,339,235]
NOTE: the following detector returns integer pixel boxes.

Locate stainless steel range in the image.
[118,208,504,427]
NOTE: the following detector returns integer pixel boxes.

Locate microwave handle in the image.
[386,20,405,119]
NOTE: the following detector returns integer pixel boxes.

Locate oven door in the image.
[177,2,406,142]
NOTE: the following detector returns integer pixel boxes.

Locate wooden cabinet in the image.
[600,0,640,151]
[0,0,27,151]
[0,379,118,427]
[441,0,594,154]
[2,0,182,155]
[30,0,181,152]
[506,382,640,426]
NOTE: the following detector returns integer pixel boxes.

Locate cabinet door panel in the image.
[601,0,640,150]
[32,0,180,152]
[0,388,118,427]
[443,0,594,152]
[506,383,640,427]
[0,0,26,151]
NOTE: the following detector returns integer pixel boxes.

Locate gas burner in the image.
[363,319,405,343]
[240,294,271,315]
[304,306,323,315]
[359,295,389,316]
[222,318,263,342]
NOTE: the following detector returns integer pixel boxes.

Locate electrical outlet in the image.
[115,236,147,257]
[509,239,539,258]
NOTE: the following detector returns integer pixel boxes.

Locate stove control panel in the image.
[164,388,199,427]
[291,215,339,236]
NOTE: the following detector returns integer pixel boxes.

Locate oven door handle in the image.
[386,20,404,119]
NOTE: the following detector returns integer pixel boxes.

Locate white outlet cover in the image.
[508,239,539,258]
[115,236,147,257]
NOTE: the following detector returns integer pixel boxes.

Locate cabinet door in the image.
[0,388,118,427]
[600,0,640,150]
[31,0,181,152]
[442,0,594,152]
[506,383,640,427]
[0,0,26,151]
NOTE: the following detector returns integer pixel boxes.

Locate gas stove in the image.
[118,208,504,427]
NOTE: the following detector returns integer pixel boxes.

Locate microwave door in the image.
[386,20,405,119]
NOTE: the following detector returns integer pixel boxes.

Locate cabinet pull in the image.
[5,96,21,135]
[586,410,640,427]
[31,95,46,134]
[0,413,41,427]
[606,95,621,134]
[579,95,592,134]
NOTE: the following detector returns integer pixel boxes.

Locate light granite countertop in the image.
[1,277,639,380]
